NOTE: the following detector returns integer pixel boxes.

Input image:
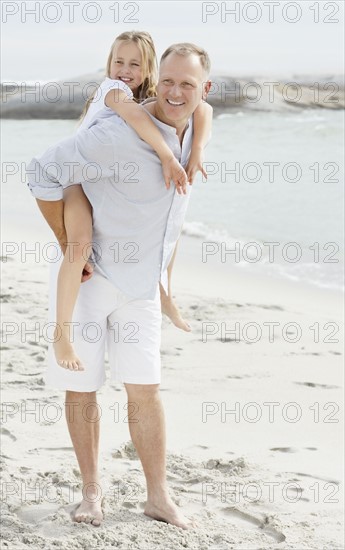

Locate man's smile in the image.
[166,99,185,106]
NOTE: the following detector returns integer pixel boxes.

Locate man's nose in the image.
[170,84,182,98]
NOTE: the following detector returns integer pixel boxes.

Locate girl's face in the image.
[110,41,144,91]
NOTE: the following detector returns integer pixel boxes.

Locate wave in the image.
[182,221,344,292]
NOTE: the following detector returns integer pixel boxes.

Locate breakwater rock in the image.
[1,72,344,119]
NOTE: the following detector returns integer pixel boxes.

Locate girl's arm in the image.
[105,89,188,194]
[185,101,213,183]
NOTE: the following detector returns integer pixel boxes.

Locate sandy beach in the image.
[1,1,343,545]
[1,232,343,549]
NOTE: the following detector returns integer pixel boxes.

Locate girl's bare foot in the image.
[160,293,191,332]
[144,494,197,530]
[53,327,84,371]
[70,496,104,527]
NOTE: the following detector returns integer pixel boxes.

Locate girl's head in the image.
[106,31,157,100]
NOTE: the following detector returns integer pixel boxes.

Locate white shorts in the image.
[44,260,162,392]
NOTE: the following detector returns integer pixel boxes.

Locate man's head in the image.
[154,43,211,131]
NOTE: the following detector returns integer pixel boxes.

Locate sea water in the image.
[1,109,344,290]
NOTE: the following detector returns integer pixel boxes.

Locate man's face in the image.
[156,52,211,127]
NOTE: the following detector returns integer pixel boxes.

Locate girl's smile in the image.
[110,41,144,91]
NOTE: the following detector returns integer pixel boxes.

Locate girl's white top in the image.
[78,77,133,131]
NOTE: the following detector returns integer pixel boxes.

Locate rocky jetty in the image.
[1,72,344,119]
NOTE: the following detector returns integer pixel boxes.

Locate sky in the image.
[1,0,344,82]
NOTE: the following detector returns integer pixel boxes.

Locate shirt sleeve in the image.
[26,121,115,201]
[102,77,134,104]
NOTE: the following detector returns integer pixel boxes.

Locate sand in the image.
[0,234,343,549]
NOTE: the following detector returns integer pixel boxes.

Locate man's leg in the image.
[124,383,195,529]
[65,390,103,526]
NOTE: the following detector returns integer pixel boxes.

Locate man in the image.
[27,43,211,529]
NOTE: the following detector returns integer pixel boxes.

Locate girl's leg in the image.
[54,186,93,371]
[159,239,191,332]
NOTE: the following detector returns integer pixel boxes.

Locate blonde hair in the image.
[161,43,211,76]
[80,31,157,122]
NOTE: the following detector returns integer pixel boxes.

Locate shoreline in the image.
[172,235,344,318]
[2,222,343,301]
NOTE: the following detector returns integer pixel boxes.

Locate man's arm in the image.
[36,199,67,253]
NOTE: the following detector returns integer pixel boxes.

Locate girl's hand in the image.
[186,149,207,184]
[162,156,189,195]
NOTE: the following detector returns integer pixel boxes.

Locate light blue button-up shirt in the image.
[27,110,193,299]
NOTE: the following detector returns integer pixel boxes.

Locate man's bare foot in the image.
[70,496,104,527]
[144,494,197,530]
[160,294,191,332]
[53,328,84,371]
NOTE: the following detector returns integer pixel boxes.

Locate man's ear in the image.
[202,80,212,101]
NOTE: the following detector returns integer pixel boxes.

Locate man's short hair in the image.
[160,43,211,76]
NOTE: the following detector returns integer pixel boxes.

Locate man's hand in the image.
[58,235,94,283]
[162,156,189,195]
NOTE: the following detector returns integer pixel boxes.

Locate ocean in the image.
[1,109,344,291]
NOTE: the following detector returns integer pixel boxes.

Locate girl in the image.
[55,31,213,370]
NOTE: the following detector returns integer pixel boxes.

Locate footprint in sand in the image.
[256,304,284,311]
[39,447,74,452]
[0,256,14,262]
[221,507,286,543]
[15,502,62,526]
[161,349,181,357]
[0,294,15,303]
[205,457,247,474]
[270,447,298,453]
[226,375,251,379]
[291,472,340,485]
[112,441,138,460]
[294,381,340,389]
[0,427,17,441]
[217,337,240,343]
